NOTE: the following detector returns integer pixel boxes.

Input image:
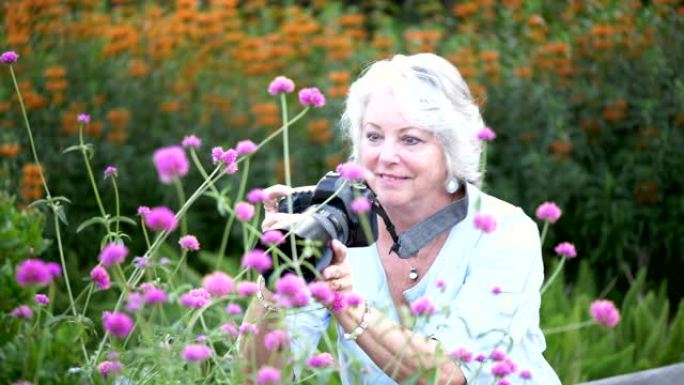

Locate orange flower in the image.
[160,101,181,113]
[128,59,150,77]
[0,143,21,158]
[514,66,533,78]
[43,66,66,79]
[549,140,573,160]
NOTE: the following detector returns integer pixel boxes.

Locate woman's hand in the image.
[260,184,301,231]
[323,240,354,294]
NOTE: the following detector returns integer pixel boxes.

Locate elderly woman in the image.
[240,53,561,385]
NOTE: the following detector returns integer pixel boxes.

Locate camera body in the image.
[263,171,378,283]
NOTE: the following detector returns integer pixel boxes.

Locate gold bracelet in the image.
[256,275,280,313]
[343,301,371,341]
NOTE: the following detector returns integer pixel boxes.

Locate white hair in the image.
[340,53,485,185]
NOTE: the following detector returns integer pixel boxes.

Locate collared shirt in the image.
[286,183,561,385]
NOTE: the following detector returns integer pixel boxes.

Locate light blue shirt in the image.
[286,183,561,385]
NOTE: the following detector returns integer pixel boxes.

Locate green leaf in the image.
[111,215,137,227]
[76,216,107,233]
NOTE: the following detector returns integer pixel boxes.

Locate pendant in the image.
[408,267,419,281]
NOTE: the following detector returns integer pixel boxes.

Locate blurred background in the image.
[1,1,683,383]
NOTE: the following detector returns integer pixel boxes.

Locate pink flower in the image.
[344,293,363,307]
[477,126,497,141]
[308,281,335,305]
[181,344,212,362]
[144,206,178,232]
[298,87,326,108]
[126,292,144,312]
[103,311,134,338]
[247,188,266,203]
[98,243,129,267]
[202,272,234,297]
[590,299,621,327]
[554,242,577,258]
[475,353,486,362]
[436,279,446,290]
[490,349,506,361]
[520,370,532,379]
[535,202,562,223]
[98,360,122,378]
[492,286,502,295]
[77,114,91,124]
[104,166,117,177]
[225,303,242,315]
[179,288,212,309]
[274,274,310,308]
[498,380,511,385]
[448,347,473,363]
[236,140,257,155]
[239,322,258,335]
[331,291,347,313]
[307,352,335,368]
[141,284,167,304]
[474,213,497,233]
[211,147,225,165]
[409,296,436,316]
[350,196,371,213]
[221,322,239,337]
[268,76,295,95]
[179,234,200,251]
[137,206,151,217]
[336,162,365,181]
[34,294,49,305]
[237,281,259,297]
[1,51,19,64]
[16,259,52,287]
[221,148,238,165]
[11,305,32,319]
[261,230,285,245]
[264,329,289,351]
[235,201,255,221]
[90,266,111,290]
[257,366,281,385]
[182,134,201,149]
[491,358,517,377]
[46,262,62,278]
[153,145,189,184]
[242,249,272,273]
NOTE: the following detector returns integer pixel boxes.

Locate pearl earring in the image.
[445,179,459,194]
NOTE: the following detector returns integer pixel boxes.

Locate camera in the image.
[261,171,378,283]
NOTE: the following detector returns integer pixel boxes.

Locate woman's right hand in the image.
[260,184,302,231]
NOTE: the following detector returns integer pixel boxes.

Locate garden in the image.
[1,1,683,384]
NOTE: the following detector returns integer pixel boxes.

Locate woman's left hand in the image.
[322,240,354,294]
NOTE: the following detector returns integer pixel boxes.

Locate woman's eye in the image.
[402,136,421,145]
[366,133,381,142]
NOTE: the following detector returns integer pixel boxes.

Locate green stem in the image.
[543,319,595,335]
[540,256,566,295]
[81,283,95,316]
[172,249,188,278]
[217,158,251,268]
[79,122,107,219]
[112,176,121,235]
[540,221,550,246]
[141,217,151,249]
[174,178,188,236]
[479,142,488,191]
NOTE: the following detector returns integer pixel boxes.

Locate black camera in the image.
[261,171,378,283]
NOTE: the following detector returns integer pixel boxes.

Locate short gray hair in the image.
[339,53,485,184]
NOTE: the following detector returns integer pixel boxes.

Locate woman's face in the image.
[359,90,451,214]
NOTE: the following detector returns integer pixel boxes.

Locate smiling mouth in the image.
[377,173,409,181]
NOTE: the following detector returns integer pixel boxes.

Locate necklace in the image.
[406,261,419,280]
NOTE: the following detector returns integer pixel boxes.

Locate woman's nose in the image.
[378,140,399,163]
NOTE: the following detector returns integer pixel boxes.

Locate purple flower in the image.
[331,291,347,313]
[225,303,242,315]
[239,322,258,335]
[475,353,486,362]
[257,366,281,385]
[202,272,234,297]
[179,288,212,309]
[474,213,497,233]
[11,305,32,319]
[298,87,326,108]
[77,114,91,124]
[535,202,562,223]
[237,281,258,297]
[498,380,511,385]
[1,51,19,64]
[103,311,134,338]
[182,134,201,149]
[35,293,50,305]
[179,234,200,251]
[520,370,532,380]
[264,329,289,351]
[221,322,239,337]
[235,140,257,155]
[16,259,52,287]
[235,201,255,221]
[344,293,363,307]
[491,358,517,377]
[140,283,167,304]
[308,281,335,305]
[409,296,436,316]
[133,256,150,268]
[144,206,178,232]
[211,146,225,165]
[492,286,502,295]
[137,206,151,217]
[104,166,118,177]
[98,360,122,378]
[490,349,506,361]
[247,188,266,203]
[260,230,285,245]
[153,145,189,184]
[98,243,129,267]
[242,249,272,273]
[90,266,111,290]
[268,76,295,95]
[448,347,473,363]
[126,292,144,312]
[307,352,335,368]
[46,262,62,278]
[554,242,577,258]
[336,162,365,181]
[477,126,497,141]
[274,274,310,308]
[181,344,212,362]
[350,196,371,213]
[436,279,446,291]
[590,299,621,327]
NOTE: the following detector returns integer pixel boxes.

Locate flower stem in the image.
[479,142,488,190]
[540,256,566,295]
[112,176,121,235]
[79,122,108,219]
[540,221,550,246]
[174,178,188,236]
[543,319,594,335]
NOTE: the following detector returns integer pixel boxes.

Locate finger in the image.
[323,265,341,280]
[262,213,303,231]
[262,184,294,213]
[330,239,347,264]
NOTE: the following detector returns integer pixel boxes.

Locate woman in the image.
[240,53,561,385]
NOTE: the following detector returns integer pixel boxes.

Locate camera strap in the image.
[371,186,469,259]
